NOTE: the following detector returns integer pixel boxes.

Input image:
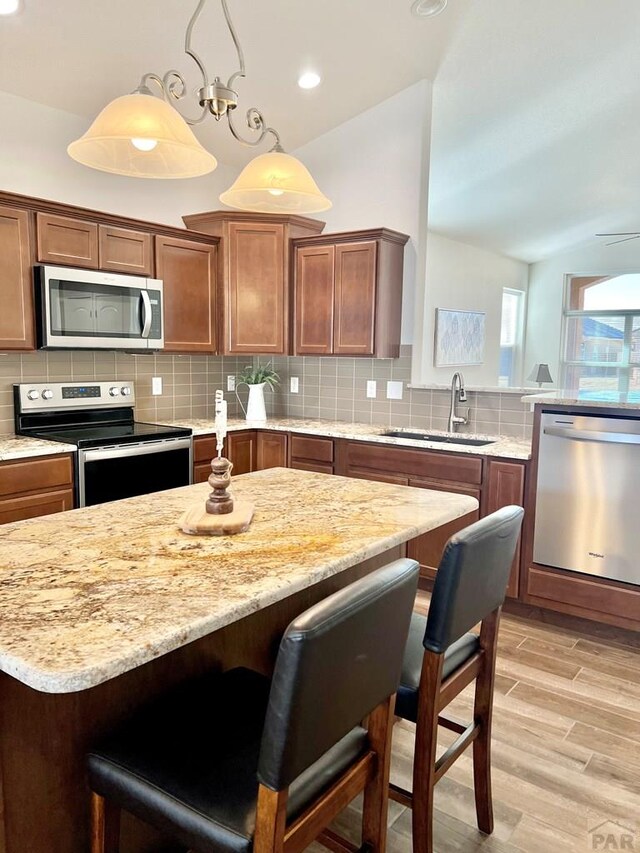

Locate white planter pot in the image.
[237,382,267,424]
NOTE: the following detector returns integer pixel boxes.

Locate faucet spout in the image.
[448,372,469,432]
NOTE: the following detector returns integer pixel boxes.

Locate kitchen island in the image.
[0,467,477,853]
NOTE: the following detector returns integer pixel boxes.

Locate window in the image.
[562,274,640,392]
[499,289,524,386]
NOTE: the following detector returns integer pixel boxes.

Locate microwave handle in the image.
[140,290,152,338]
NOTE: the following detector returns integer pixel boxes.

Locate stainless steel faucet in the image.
[448,371,470,432]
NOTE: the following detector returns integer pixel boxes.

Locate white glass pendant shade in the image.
[67,93,217,179]
[220,151,332,213]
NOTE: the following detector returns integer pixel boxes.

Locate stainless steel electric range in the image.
[14,381,192,507]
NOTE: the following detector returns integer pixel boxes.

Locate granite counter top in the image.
[0,468,477,694]
[0,435,76,461]
[522,390,640,410]
[166,417,532,460]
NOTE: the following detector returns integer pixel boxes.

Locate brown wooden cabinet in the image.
[0,204,35,350]
[257,431,288,470]
[226,431,257,475]
[182,211,325,355]
[293,229,409,358]
[155,236,217,354]
[36,212,99,268]
[289,435,335,474]
[485,460,525,598]
[0,454,74,524]
[98,225,153,276]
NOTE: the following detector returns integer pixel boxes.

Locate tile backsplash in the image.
[263,352,533,440]
[0,351,246,435]
[0,349,533,441]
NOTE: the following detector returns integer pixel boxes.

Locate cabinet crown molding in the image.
[182,209,326,234]
[292,227,410,248]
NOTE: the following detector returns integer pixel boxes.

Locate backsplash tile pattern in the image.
[263,354,533,440]
[0,349,533,442]
[0,351,246,436]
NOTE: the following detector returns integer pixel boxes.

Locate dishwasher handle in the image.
[543,426,640,446]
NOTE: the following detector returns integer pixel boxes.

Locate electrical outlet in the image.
[366,380,377,399]
[290,376,299,393]
[386,381,403,400]
[151,377,162,396]
[227,375,236,392]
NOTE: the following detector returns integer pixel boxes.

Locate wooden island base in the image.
[0,547,403,853]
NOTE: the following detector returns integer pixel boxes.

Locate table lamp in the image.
[527,363,554,387]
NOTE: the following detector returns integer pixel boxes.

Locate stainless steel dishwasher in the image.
[534,411,640,585]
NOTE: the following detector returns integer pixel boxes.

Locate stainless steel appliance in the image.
[534,411,640,585]
[35,265,163,350]
[14,381,191,507]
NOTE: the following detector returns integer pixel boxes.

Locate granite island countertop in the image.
[0,467,477,694]
[166,417,532,460]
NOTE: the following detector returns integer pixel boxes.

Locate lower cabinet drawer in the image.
[0,488,74,524]
[193,436,217,464]
[290,460,334,475]
[290,435,334,464]
[0,454,73,497]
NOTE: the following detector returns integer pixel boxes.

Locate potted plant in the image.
[236,361,280,424]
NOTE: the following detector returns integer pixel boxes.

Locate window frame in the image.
[499,287,525,387]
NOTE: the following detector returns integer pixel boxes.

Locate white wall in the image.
[525,239,640,385]
[293,80,433,345]
[0,90,239,227]
[416,232,529,387]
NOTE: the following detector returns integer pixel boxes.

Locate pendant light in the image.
[68,0,331,213]
[67,92,217,179]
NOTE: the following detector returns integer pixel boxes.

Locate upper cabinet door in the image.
[155,236,217,354]
[333,240,377,356]
[295,244,335,355]
[226,222,286,354]
[36,212,99,269]
[98,225,153,276]
[0,205,35,350]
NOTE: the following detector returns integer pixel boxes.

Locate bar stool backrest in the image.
[257,558,420,791]
[423,506,524,655]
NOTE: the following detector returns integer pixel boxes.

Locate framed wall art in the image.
[434,308,485,366]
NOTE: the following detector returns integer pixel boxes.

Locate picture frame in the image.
[434,308,486,367]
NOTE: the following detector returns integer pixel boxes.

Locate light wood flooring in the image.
[312,594,640,853]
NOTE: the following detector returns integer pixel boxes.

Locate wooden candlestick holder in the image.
[178,456,255,536]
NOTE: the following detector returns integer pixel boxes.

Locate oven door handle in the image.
[82,438,192,463]
[140,290,152,339]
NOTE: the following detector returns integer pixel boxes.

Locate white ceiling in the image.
[2,0,640,263]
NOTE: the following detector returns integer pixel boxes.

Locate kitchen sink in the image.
[381,430,496,447]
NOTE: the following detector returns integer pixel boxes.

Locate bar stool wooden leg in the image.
[254,785,288,853]
[412,653,444,853]
[362,695,396,853]
[472,609,500,835]
[90,792,120,853]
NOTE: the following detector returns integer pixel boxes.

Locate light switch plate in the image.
[290,376,299,393]
[386,381,403,400]
[227,375,236,392]
[151,377,162,396]
[366,380,377,399]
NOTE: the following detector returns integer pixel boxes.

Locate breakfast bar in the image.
[0,467,477,852]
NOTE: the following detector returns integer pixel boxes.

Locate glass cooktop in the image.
[26,421,192,450]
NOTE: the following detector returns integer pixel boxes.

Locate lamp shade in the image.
[527,363,554,384]
[220,150,332,213]
[68,93,217,179]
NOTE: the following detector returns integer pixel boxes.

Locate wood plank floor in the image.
[311,593,640,853]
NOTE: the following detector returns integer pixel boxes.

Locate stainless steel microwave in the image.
[35,265,164,350]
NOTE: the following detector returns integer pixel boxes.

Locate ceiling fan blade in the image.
[597,232,640,236]
[605,235,640,246]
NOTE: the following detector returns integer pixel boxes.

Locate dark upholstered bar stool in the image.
[391,506,524,853]
[88,558,420,853]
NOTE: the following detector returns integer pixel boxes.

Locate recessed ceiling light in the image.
[0,0,20,14]
[298,71,321,90]
[411,0,447,17]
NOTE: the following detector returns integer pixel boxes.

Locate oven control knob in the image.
[120,386,132,397]
[41,389,54,400]
[109,386,120,397]
[26,389,39,401]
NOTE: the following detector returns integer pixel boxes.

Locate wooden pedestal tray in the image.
[179,457,255,536]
